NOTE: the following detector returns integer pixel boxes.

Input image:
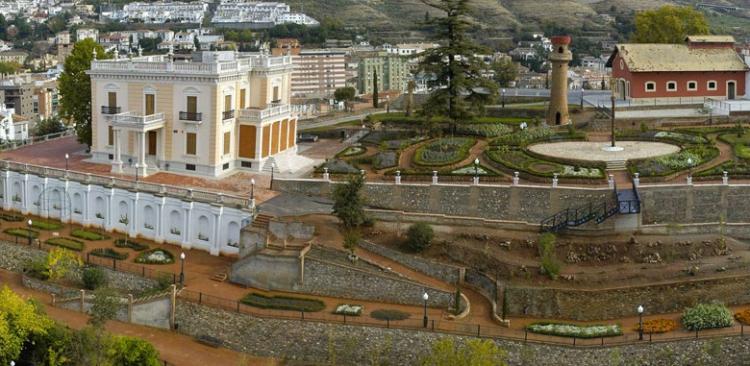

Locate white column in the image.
[155,198,165,243]
[22,172,29,214]
[2,170,10,210]
[106,188,114,231]
[211,208,223,256]
[135,132,148,177]
[130,193,138,237]
[111,129,123,173]
[42,177,49,219]
[83,184,91,225]
[182,203,193,249]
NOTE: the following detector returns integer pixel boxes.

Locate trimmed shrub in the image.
[31,220,63,230]
[241,293,325,312]
[89,248,128,260]
[406,222,434,252]
[635,318,678,334]
[71,229,110,241]
[371,309,410,321]
[4,228,39,238]
[82,267,108,290]
[526,322,622,338]
[333,304,363,316]
[135,248,174,264]
[45,237,85,251]
[114,238,149,251]
[538,233,560,279]
[682,303,733,331]
[0,213,23,221]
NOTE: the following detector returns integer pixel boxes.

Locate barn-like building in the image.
[606,36,748,103]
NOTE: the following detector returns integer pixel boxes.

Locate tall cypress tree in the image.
[419,0,496,132]
[372,69,379,108]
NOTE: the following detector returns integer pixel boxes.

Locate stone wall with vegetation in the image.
[359,240,463,284]
[175,299,750,365]
[298,257,453,307]
[505,275,750,321]
[277,179,750,229]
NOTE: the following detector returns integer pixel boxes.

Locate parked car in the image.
[298,134,319,142]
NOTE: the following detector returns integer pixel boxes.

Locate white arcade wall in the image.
[0,168,251,256]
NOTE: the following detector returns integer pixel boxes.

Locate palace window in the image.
[186,133,196,155]
[645,82,656,92]
[666,81,677,92]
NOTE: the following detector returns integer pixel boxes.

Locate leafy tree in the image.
[88,287,119,328]
[342,229,361,255]
[632,5,708,44]
[334,86,356,112]
[138,37,162,53]
[537,233,560,279]
[406,80,416,116]
[108,336,161,366]
[419,0,497,132]
[45,247,82,281]
[0,286,54,365]
[82,267,108,290]
[406,222,434,252]
[33,115,67,136]
[331,174,366,228]
[372,69,379,108]
[420,338,507,366]
[491,58,518,88]
[0,61,21,77]
[59,39,108,147]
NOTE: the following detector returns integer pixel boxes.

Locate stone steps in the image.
[606,160,627,171]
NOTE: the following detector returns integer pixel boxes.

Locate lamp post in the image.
[270,162,276,190]
[250,178,255,200]
[687,157,694,178]
[27,219,32,246]
[179,252,186,287]
[501,89,506,109]
[64,153,69,172]
[610,95,616,148]
[386,95,390,113]
[580,86,585,109]
[637,305,644,340]
[473,158,479,179]
[422,292,429,328]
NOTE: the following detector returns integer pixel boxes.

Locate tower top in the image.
[551,35,571,46]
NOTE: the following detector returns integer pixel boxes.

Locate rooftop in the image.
[88,51,293,76]
[607,43,747,72]
[685,35,735,44]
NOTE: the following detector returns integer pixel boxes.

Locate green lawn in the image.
[718,132,750,160]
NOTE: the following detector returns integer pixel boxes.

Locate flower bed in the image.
[45,237,85,251]
[114,238,149,251]
[485,147,603,179]
[682,303,733,331]
[455,123,512,137]
[414,137,475,167]
[490,127,585,147]
[333,304,363,316]
[635,319,678,334]
[89,248,128,260]
[371,309,410,321]
[526,322,622,338]
[628,145,719,177]
[71,229,110,241]
[450,164,493,176]
[241,293,325,312]
[381,137,427,150]
[718,133,750,160]
[315,159,360,174]
[31,220,63,231]
[336,145,366,158]
[0,213,23,221]
[135,248,175,264]
[735,309,750,325]
[4,228,39,239]
[373,151,398,169]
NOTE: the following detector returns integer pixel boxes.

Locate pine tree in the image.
[372,69,379,108]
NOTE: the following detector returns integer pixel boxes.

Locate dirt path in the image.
[0,269,278,366]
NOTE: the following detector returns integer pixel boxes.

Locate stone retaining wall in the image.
[297,257,453,307]
[175,299,750,365]
[505,275,750,321]
[359,240,463,284]
[464,269,498,305]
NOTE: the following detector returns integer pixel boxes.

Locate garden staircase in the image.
[540,182,640,233]
[605,159,627,171]
[252,213,274,230]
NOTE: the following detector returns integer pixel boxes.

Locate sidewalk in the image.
[0,269,279,366]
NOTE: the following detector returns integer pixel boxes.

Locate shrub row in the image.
[89,248,128,260]
[71,229,110,241]
[45,237,85,251]
[114,238,149,251]
[241,293,325,312]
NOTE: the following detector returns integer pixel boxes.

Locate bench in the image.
[195,335,223,348]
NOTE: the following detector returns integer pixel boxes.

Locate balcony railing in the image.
[222,110,235,120]
[179,111,203,122]
[101,106,121,115]
[111,112,165,127]
[238,104,291,122]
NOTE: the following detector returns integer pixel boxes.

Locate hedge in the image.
[135,248,175,264]
[45,237,85,251]
[114,238,149,251]
[371,309,411,321]
[4,228,39,239]
[31,220,63,231]
[526,322,622,338]
[71,229,110,241]
[241,293,325,312]
[89,248,128,260]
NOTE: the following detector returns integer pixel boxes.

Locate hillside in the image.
[285,0,750,42]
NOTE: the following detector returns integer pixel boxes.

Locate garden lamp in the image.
[637,305,644,340]
[422,292,429,328]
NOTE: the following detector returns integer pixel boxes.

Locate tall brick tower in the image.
[547,35,573,125]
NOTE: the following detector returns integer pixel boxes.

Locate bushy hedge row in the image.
[45,237,85,251]
[241,293,325,312]
[526,322,622,338]
[682,303,733,331]
[89,248,128,260]
[72,229,110,241]
[114,238,149,251]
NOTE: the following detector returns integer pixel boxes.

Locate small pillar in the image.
[395,170,401,185]
[473,176,480,185]
[633,173,640,187]
[608,174,614,189]
[552,173,559,188]
[79,289,85,312]
[322,167,330,181]
[512,171,519,186]
[432,171,438,185]
[127,294,134,322]
[723,171,729,185]
[360,169,366,178]
[687,174,693,186]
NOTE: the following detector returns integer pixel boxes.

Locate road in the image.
[298,109,383,131]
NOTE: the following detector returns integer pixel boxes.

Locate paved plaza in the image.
[528,141,680,163]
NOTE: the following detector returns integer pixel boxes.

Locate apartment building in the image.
[120,2,208,24]
[272,42,346,97]
[0,51,28,64]
[357,52,410,94]
[76,28,99,42]
[212,0,317,26]
[87,50,299,177]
